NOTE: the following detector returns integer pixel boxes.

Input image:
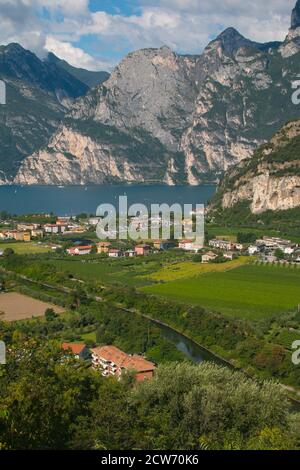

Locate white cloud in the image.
[0,0,298,71]
[45,36,113,71]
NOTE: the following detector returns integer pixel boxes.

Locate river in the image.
[158,322,229,365]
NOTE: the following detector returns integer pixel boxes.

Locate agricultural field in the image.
[0,242,51,254]
[51,251,188,287]
[146,257,250,282]
[142,264,300,320]
[0,292,64,322]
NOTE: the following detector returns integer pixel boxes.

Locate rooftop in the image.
[92,345,156,372]
[62,342,87,355]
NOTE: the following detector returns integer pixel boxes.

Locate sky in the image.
[0,0,297,71]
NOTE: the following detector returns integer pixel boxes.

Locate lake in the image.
[0,184,216,215]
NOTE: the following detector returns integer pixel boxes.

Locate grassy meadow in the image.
[0,241,51,254]
[142,264,300,320]
[50,251,187,287]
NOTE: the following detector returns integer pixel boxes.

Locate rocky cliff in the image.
[5,1,300,185]
[0,44,108,181]
[212,120,300,214]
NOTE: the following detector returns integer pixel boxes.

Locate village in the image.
[0,214,300,265]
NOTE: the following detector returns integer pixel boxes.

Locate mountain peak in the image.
[217,27,244,40]
[291,0,300,29]
[210,27,255,56]
[0,42,88,99]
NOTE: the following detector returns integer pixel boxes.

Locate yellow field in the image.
[145,256,251,282]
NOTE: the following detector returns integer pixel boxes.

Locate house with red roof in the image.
[108,249,123,258]
[91,345,156,382]
[61,343,90,360]
[66,245,93,256]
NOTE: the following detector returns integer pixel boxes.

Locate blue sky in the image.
[0,1,297,71]
[89,0,140,15]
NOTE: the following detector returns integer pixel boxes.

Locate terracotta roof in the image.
[91,346,156,372]
[68,245,92,251]
[62,342,87,355]
[126,354,156,372]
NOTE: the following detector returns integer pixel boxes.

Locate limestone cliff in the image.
[213,120,300,214]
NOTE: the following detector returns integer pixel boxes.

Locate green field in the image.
[142,264,300,320]
[0,242,51,254]
[51,252,187,287]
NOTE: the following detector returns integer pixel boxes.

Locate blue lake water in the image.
[0,185,216,216]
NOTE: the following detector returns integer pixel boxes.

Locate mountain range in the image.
[1,1,300,186]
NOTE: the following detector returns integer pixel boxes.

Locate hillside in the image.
[211,120,300,222]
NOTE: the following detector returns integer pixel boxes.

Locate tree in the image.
[131,362,290,450]
[246,427,293,450]
[0,342,101,450]
[275,249,285,260]
[237,233,257,244]
[45,308,57,322]
[72,288,88,309]
[3,248,14,258]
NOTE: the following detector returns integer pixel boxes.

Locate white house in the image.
[44,224,60,234]
[125,250,136,258]
[248,245,259,255]
[235,243,244,251]
[202,251,218,263]
[283,247,295,255]
[178,240,194,251]
[89,217,100,226]
[108,249,123,258]
[209,239,233,251]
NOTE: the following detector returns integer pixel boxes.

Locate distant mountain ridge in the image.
[3,1,300,185]
[0,43,89,99]
[0,43,109,181]
[46,53,110,89]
